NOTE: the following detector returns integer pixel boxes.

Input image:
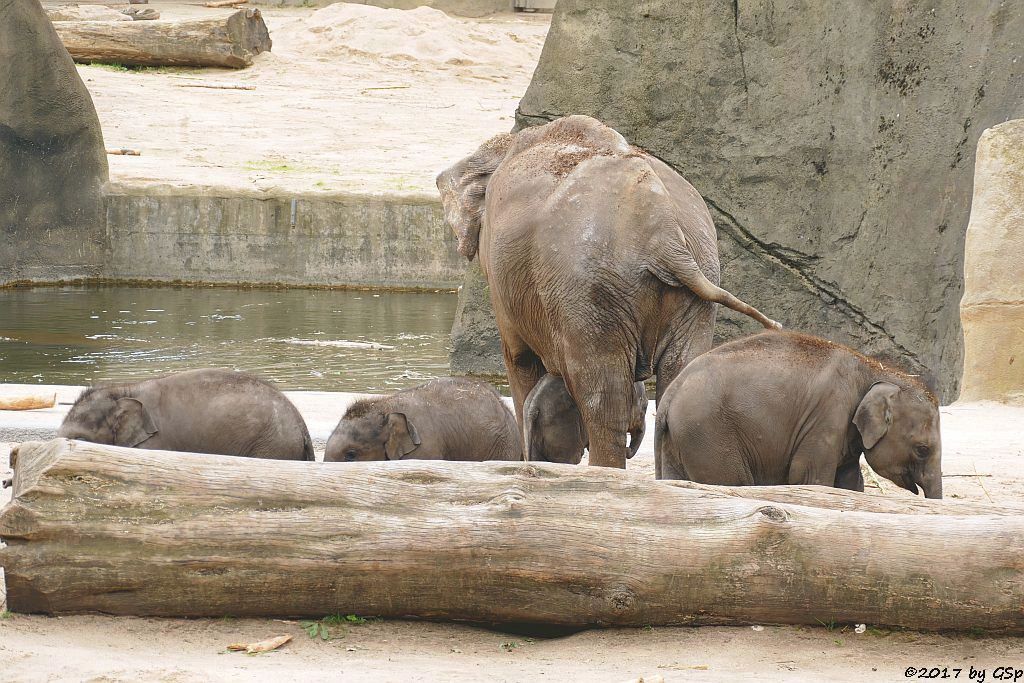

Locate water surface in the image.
[0,285,457,392]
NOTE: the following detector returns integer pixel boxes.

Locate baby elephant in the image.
[524,374,648,464]
[655,331,942,498]
[325,377,522,462]
[57,368,314,460]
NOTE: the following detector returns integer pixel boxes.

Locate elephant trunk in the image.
[919,467,943,500]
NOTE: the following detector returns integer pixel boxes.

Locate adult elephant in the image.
[437,115,779,468]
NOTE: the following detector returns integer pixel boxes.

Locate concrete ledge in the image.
[103,184,465,290]
[247,0,517,17]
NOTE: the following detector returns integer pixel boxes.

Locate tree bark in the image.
[2,439,1023,631]
[53,9,271,68]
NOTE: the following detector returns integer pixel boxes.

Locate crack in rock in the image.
[705,197,916,361]
[732,0,749,97]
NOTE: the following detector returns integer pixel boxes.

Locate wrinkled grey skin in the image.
[655,332,943,498]
[56,368,314,461]
[524,373,648,464]
[437,115,779,469]
[324,377,522,462]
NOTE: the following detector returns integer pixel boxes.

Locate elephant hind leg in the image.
[654,301,716,402]
[562,356,634,469]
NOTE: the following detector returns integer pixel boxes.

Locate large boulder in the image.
[448,0,1024,399]
[959,120,1024,405]
[449,260,505,376]
[1,0,108,285]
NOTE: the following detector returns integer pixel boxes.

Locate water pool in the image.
[0,285,459,392]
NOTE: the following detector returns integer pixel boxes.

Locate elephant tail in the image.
[646,218,782,331]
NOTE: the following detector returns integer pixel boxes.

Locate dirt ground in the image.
[2,401,1024,682]
[68,2,549,194]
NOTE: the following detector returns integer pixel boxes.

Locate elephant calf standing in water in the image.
[524,374,648,464]
[655,332,942,498]
[324,377,522,462]
[57,368,314,460]
[438,115,780,469]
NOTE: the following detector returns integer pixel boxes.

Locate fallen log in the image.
[53,9,271,68]
[121,7,160,20]
[2,438,1023,631]
[46,5,133,21]
[0,393,56,411]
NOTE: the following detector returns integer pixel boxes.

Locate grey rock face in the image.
[492,0,1024,400]
[1,0,108,285]
[449,260,505,377]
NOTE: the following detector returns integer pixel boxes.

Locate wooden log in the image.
[52,9,271,68]
[2,438,1024,631]
[121,7,161,20]
[0,393,56,411]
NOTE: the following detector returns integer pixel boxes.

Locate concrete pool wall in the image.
[3,184,464,291]
[103,184,465,290]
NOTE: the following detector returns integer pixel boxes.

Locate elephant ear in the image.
[111,397,158,447]
[853,382,899,449]
[384,412,421,460]
[436,133,513,260]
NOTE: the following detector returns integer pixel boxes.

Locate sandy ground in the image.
[2,400,1024,681]
[66,2,550,194]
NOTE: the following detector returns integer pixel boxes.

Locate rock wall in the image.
[449,260,505,375]
[461,0,1024,400]
[0,0,108,285]
[959,120,1024,405]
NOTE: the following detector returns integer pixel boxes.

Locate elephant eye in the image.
[344,450,358,462]
[914,444,931,459]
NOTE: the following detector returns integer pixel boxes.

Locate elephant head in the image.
[853,381,943,498]
[524,374,649,464]
[58,387,159,447]
[436,132,513,260]
[325,401,422,462]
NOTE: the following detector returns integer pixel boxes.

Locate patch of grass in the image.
[815,618,838,632]
[384,176,418,191]
[301,620,334,641]
[86,63,196,74]
[500,641,520,652]
[0,610,12,620]
[300,614,369,641]
[87,62,132,72]
[323,614,367,626]
[243,160,299,173]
